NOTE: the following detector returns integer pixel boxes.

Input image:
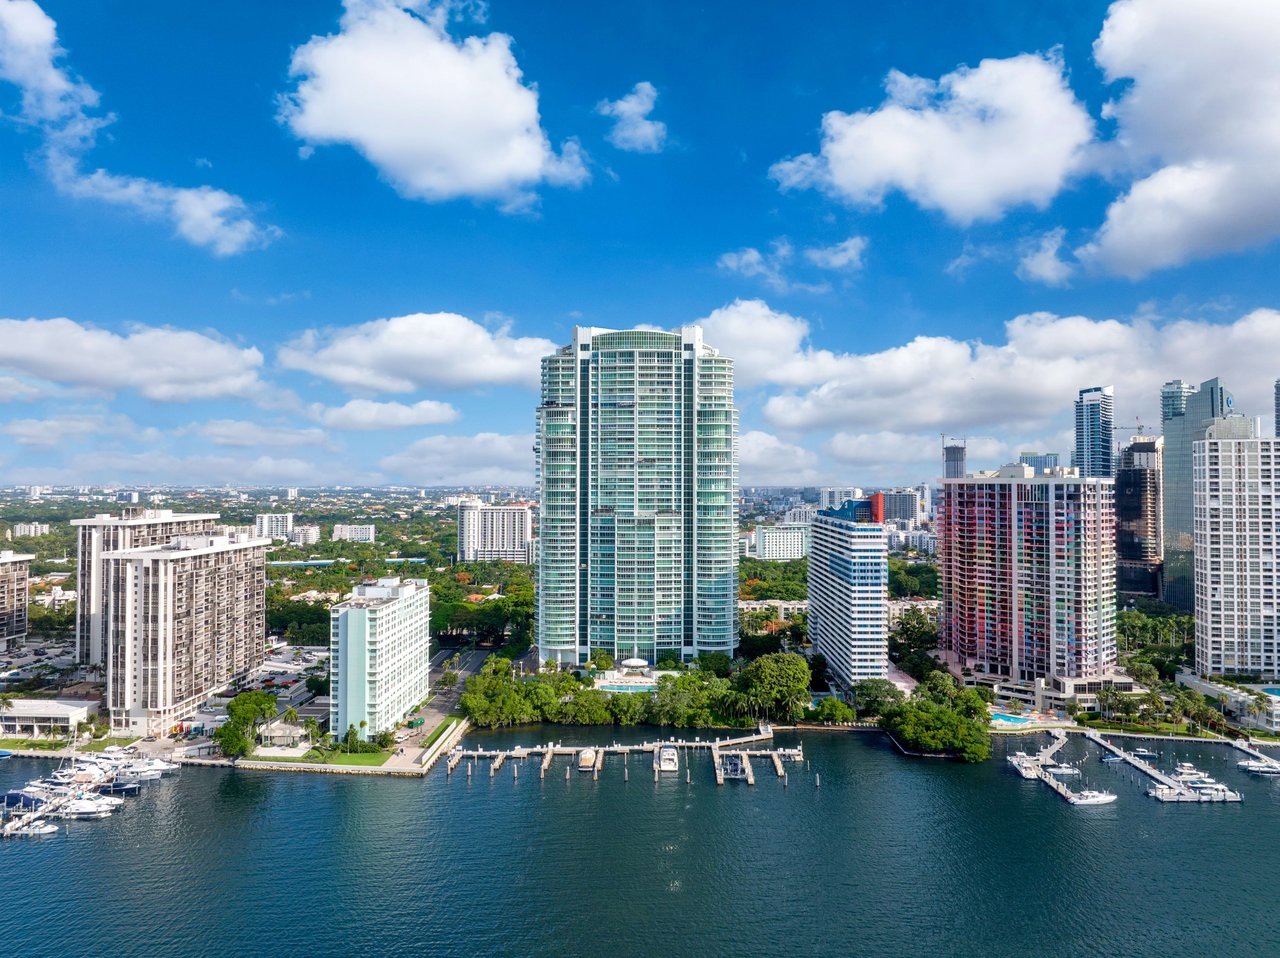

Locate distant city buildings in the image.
[287,524,321,547]
[536,326,738,667]
[72,509,221,666]
[0,550,33,652]
[1074,385,1115,478]
[332,524,377,543]
[755,522,811,561]
[1161,378,1236,611]
[783,505,817,524]
[1115,437,1163,597]
[1018,452,1059,473]
[102,531,268,733]
[330,577,431,740]
[818,487,863,510]
[1193,425,1278,679]
[286,488,300,501]
[11,522,50,538]
[254,513,294,541]
[809,499,889,689]
[457,499,535,563]
[938,463,1116,682]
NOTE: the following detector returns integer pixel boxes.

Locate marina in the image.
[1081,731,1243,802]
[1005,731,1117,805]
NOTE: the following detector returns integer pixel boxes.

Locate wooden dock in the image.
[1083,730,1243,802]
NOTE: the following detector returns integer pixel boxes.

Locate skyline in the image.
[3,0,1280,488]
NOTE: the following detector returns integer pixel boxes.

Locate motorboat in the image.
[1101,754,1125,763]
[1132,747,1159,758]
[100,780,143,796]
[1237,758,1280,774]
[0,749,10,760]
[1170,763,1209,783]
[657,746,679,773]
[1046,765,1081,776]
[1006,753,1039,779]
[577,748,597,772]
[1071,789,1118,806]
[13,821,58,836]
[59,799,113,820]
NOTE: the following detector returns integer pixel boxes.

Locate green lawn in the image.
[81,737,140,752]
[250,748,390,767]
[0,737,68,751]
[1077,718,1219,739]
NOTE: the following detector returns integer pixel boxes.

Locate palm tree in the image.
[1143,690,1166,727]
[302,716,320,748]
[282,705,299,725]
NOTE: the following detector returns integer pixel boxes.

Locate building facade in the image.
[73,509,220,666]
[457,500,535,563]
[880,491,919,523]
[1074,385,1115,478]
[1018,452,1059,473]
[287,524,321,546]
[1193,430,1279,679]
[102,531,268,733]
[1162,378,1236,611]
[330,578,431,740]
[818,487,863,510]
[943,444,967,479]
[1115,437,1163,597]
[0,551,33,651]
[809,501,889,689]
[535,326,738,666]
[756,523,811,560]
[12,523,50,538]
[332,524,377,543]
[254,513,294,541]
[938,464,1116,682]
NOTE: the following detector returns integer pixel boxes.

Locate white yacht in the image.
[576,748,597,772]
[1237,758,1280,774]
[657,746,679,773]
[1170,763,1208,783]
[13,822,58,837]
[1132,747,1159,758]
[1071,789,1118,806]
[1046,764,1081,776]
[59,799,113,820]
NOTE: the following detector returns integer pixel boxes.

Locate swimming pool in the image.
[1263,688,1280,697]
[597,683,656,693]
[990,712,1032,724]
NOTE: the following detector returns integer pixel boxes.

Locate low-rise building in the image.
[1179,674,1280,733]
[12,522,51,538]
[287,524,322,546]
[0,698,90,739]
[330,577,430,741]
[738,599,808,623]
[887,598,941,629]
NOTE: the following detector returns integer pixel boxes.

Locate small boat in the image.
[657,746,679,773]
[1071,789,1118,806]
[1238,759,1280,775]
[720,752,747,780]
[1046,764,1081,776]
[576,748,597,772]
[13,822,58,837]
[0,749,11,760]
[100,781,143,796]
[1101,754,1124,763]
[1132,748,1158,758]
[59,799,113,820]
[1171,763,1209,783]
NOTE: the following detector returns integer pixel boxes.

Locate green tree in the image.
[812,696,855,723]
[735,653,812,722]
[213,721,254,761]
[437,670,459,690]
[851,678,905,718]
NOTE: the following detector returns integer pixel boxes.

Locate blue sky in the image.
[2,0,1279,487]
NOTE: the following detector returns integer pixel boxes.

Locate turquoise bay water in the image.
[3,730,1279,958]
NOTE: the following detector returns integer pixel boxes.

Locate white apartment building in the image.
[287,524,322,546]
[286,488,299,500]
[809,505,889,689]
[784,505,817,524]
[457,500,535,563]
[0,551,33,652]
[73,509,221,666]
[12,523,51,538]
[254,513,294,541]
[332,524,377,543]
[330,578,431,740]
[1193,429,1280,679]
[755,523,812,561]
[102,531,269,733]
[819,487,863,511]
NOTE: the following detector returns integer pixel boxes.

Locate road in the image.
[382,648,491,769]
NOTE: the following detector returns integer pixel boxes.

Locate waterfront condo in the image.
[535,326,738,667]
[330,577,431,740]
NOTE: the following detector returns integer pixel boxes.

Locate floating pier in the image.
[1083,730,1243,802]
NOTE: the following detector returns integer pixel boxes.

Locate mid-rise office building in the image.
[1162,378,1236,611]
[287,524,322,547]
[784,505,817,524]
[102,531,268,733]
[1074,385,1115,478]
[330,577,431,740]
[818,487,863,510]
[1193,425,1277,678]
[0,551,33,652]
[809,501,888,689]
[457,500,535,563]
[332,524,377,543]
[1018,452,1059,473]
[72,509,221,666]
[938,464,1115,682]
[536,326,737,666]
[756,523,812,561]
[254,513,294,541]
[12,523,50,538]
[1115,437,1163,597]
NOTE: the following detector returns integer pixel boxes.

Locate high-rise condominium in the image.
[103,531,268,733]
[330,578,431,740]
[1194,424,1277,679]
[1018,452,1059,473]
[457,500,535,563]
[938,464,1115,682]
[254,513,294,541]
[536,326,737,667]
[943,443,967,479]
[1115,437,1163,597]
[1074,385,1115,478]
[1161,378,1236,611]
[818,487,863,510]
[0,550,33,652]
[73,509,220,666]
[756,523,811,560]
[809,501,888,689]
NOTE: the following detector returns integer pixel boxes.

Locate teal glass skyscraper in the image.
[1074,385,1115,478]
[536,327,738,667]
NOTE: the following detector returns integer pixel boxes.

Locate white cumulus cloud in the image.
[278,0,588,209]
[378,432,533,484]
[1017,228,1074,287]
[278,311,555,393]
[0,0,279,254]
[739,430,820,485]
[804,236,869,272]
[770,52,1093,224]
[311,398,459,430]
[596,81,667,153]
